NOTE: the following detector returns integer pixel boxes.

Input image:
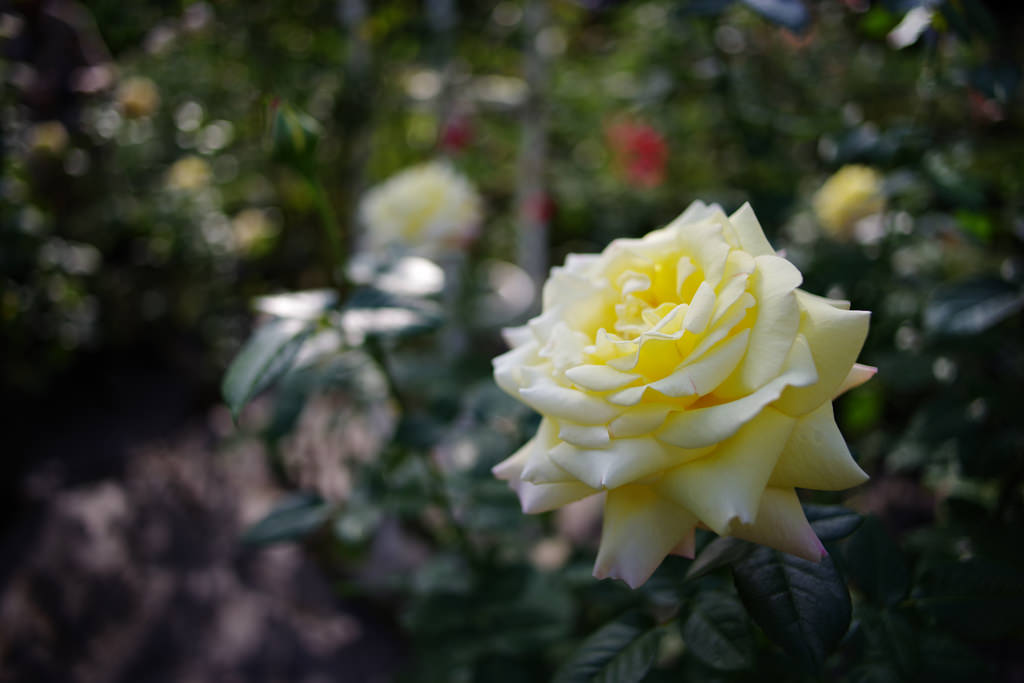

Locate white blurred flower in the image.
[359,161,482,252]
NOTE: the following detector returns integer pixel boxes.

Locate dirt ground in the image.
[0,362,403,683]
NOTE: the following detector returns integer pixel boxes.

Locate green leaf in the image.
[222,318,313,419]
[241,493,329,546]
[841,517,910,607]
[681,592,755,672]
[685,537,755,581]
[804,504,863,542]
[732,547,852,670]
[914,558,1024,639]
[924,278,1024,335]
[740,0,810,33]
[554,611,663,683]
[269,101,322,176]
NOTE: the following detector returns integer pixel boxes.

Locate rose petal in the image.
[728,202,776,257]
[728,487,826,561]
[649,329,749,397]
[657,407,795,534]
[593,485,697,588]
[833,363,877,398]
[774,290,871,416]
[768,402,869,490]
[658,334,816,449]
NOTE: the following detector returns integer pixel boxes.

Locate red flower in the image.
[606,118,668,188]
[440,112,474,153]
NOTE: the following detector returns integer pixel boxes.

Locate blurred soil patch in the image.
[0,359,402,683]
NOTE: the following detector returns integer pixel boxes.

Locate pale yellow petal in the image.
[774,290,870,416]
[564,364,641,392]
[493,439,598,513]
[728,202,776,257]
[657,407,795,534]
[768,402,868,490]
[833,363,877,398]
[549,437,704,490]
[558,421,611,448]
[649,329,749,397]
[729,487,825,561]
[683,281,716,334]
[593,485,697,588]
[608,405,673,438]
[717,255,802,397]
[518,381,619,425]
[658,335,816,449]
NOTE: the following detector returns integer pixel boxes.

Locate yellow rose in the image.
[493,201,875,588]
[358,161,482,251]
[116,76,161,119]
[166,155,211,191]
[812,165,885,239]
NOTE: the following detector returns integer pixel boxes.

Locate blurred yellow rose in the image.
[812,165,885,239]
[166,155,211,191]
[358,161,481,251]
[28,121,70,158]
[116,76,161,119]
[493,201,875,588]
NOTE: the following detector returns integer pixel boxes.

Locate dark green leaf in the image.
[732,547,851,670]
[804,504,863,542]
[241,493,329,545]
[924,278,1024,335]
[222,318,313,419]
[859,608,919,679]
[686,537,755,581]
[914,558,1024,639]
[842,517,910,606]
[681,592,754,671]
[554,611,662,683]
[741,0,811,33]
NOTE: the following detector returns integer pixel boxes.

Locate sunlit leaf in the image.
[924,278,1024,335]
[741,0,811,33]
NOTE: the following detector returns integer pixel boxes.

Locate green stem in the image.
[310,175,347,290]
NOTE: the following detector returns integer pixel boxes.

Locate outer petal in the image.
[834,363,877,398]
[593,485,697,588]
[774,290,871,416]
[729,487,826,562]
[493,443,598,513]
[768,402,869,490]
[549,437,710,490]
[658,334,816,449]
[717,255,802,397]
[656,407,795,534]
[728,202,776,257]
[518,381,620,425]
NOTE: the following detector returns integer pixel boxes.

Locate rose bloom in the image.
[116,76,161,119]
[166,155,211,191]
[359,161,482,252]
[606,119,669,189]
[493,201,875,587]
[812,165,884,239]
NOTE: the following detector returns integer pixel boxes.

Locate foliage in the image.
[5,0,1024,680]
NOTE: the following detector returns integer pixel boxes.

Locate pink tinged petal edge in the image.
[834,363,877,398]
[593,485,697,589]
[728,487,826,562]
[656,407,796,535]
[768,401,869,491]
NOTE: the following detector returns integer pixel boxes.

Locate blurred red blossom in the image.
[605,117,668,188]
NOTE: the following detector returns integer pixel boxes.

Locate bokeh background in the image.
[2,1,1024,681]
